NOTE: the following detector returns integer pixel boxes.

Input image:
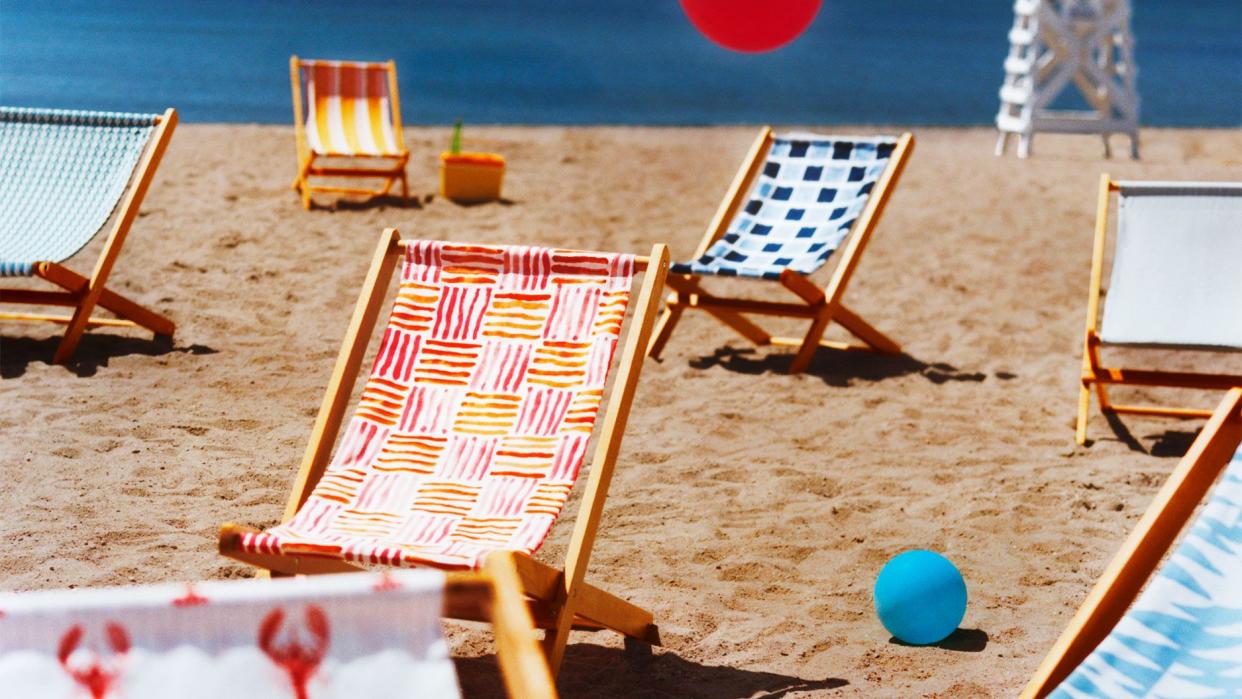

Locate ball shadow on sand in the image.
[455,644,847,698]
[0,333,217,378]
[888,627,989,653]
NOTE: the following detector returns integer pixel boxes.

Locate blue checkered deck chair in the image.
[0,106,177,363]
[1025,388,1242,698]
[1076,175,1242,445]
[646,127,914,374]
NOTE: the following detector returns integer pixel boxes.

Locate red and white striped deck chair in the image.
[290,56,409,209]
[221,229,670,676]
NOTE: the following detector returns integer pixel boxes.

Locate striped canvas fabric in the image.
[1051,443,1242,698]
[0,107,158,277]
[0,570,459,698]
[241,241,635,570]
[299,59,402,157]
[672,133,897,280]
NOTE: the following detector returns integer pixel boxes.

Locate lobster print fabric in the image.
[0,570,459,698]
[244,241,636,570]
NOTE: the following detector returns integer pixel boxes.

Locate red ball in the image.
[680,0,822,53]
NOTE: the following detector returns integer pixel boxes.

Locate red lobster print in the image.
[258,606,331,699]
[57,622,130,699]
[371,571,403,593]
[171,583,209,607]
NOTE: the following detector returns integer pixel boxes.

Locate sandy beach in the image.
[2,124,1240,697]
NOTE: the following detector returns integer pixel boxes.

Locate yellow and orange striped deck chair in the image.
[290,56,409,209]
[220,228,670,677]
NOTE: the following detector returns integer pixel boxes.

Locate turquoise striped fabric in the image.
[1051,443,1242,697]
[0,107,158,277]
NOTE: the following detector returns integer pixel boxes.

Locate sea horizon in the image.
[2,0,1240,127]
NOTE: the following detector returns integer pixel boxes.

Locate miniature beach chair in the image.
[290,56,409,209]
[220,229,669,676]
[0,552,556,698]
[1024,388,1242,697]
[1076,175,1242,444]
[0,106,177,364]
[646,127,914,374]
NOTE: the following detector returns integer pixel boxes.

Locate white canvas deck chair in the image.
[290,56,409,209]
[1076,176,1242,445]
[0,553,556,698]
[1024,388,1242,697]
[220,229,670,677]
[0,106,177,364]
[646,127,914,374]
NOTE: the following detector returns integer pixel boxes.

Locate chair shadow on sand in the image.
[0,333,217,378]
[314,194,519,212]
[312,192,429,212]
[686,345,993,389]
[455,644,847,698]
[1089,411,1203,457]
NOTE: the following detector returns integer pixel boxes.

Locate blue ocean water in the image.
[1,0,1238,126]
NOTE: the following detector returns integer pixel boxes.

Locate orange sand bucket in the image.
[439,152,505,203]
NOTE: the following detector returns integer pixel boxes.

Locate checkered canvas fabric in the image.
[242,241,635,570]
[672,133,898,280]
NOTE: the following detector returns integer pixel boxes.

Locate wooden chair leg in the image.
[94,287,174,336]
[707,308,772,346]
[1094,380,1112,412]
[38,264,173,337]
[661,274,771,349]
[1076,383,1092,445]
[833,302,900,354]
[52,293,103,364]
[571,580,660,645]
[789,309,834,374]
[647,302,683,359]
[540,597,576,677]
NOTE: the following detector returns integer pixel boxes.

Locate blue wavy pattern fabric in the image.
[0,107,158,277]
[671,133,897,281]
[1051,443,1242,697]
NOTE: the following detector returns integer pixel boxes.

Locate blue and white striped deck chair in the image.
[0,106,177,364]
[1076,175,1242,445]
[1025,388,1242,698]
[647,127,914,374]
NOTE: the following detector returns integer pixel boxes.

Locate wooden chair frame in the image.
[1076,174,1242,445]
[0,107,178,364]
[221,228,669,677]
[1024,387,1242,697]
[290,56,410,210]
[646,127,915,374]
[448,552,558,698]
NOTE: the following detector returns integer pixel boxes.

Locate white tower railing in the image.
[996,0,1139,159]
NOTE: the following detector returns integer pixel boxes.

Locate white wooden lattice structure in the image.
[995,0,1140,159]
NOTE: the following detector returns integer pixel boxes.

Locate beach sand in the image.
[2,125,1240,697]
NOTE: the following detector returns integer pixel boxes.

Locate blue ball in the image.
[873,550,967,645]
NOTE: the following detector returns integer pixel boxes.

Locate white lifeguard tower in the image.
[995,0,1140,159]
